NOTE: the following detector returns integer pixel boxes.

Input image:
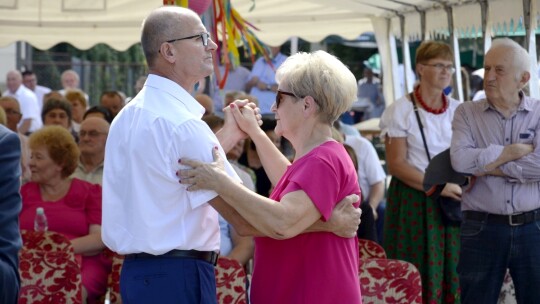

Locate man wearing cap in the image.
[450,37,540,303]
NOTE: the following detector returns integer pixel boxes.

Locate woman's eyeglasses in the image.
[276,90,298,108]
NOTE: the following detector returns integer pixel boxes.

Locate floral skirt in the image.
[383,177,460,303]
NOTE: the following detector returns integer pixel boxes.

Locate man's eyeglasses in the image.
[165,32,210,47]
[276,90,298,108]
[422,63,456,74]
[80,130,107,138]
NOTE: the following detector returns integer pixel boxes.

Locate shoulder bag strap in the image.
[409,92,431,162]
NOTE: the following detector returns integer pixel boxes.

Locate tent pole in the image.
[446,5,464,102]
[523,0,539,97]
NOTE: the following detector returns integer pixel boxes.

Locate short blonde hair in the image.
[64,89,87,109]
[28,126,80,178]
[276,50,357,124]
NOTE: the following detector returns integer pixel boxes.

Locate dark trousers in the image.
[120,256,217,304]
[357,202,378,242]
[0,260,19,304]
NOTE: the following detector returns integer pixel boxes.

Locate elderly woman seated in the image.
[19,125,111,303]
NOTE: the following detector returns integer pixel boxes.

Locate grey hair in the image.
[141,6,198,68]
[275,50,357,124]
[489,38,530,81]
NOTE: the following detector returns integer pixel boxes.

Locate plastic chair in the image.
[214,256,248,304]
[359,258,422,304]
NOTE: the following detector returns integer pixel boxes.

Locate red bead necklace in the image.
[413,85,448,115]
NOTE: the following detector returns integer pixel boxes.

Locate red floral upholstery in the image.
[358,239,387,261]
[359,258,422,304]
[215,257,247,304]
[20,230,74,253]
[105,251,124,304]
[18,249,82,304]
[498,270,516,304]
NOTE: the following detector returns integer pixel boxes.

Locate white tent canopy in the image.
[0,0,533,50]
[0,0,537,100]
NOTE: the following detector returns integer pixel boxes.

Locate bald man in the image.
[71,117,109,185]
[3,71,42,134]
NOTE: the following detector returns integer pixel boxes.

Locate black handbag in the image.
[410,93,462,226]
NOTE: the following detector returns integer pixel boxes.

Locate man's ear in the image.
[520,71,531,87]
[159,43,176,63]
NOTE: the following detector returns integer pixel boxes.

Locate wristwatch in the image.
[266,84,272,91]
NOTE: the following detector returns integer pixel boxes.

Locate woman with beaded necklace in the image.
[380,40,462,303]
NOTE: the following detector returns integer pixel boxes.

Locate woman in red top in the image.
[19,125,110,304]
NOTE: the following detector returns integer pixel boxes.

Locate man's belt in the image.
[463,207,540,226]
[126,249,219,266]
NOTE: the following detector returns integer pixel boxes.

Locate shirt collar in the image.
[144,74,205,118]
[483,90,530,113]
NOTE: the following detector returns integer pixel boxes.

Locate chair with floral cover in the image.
[18,230,82,303]
[358,238,387,261]
[104,250,124,304]
[20,229,74,253]
[359,258,422,304]
[214,256,248,304]
[18,248,83,304]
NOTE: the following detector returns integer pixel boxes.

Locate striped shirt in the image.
[450,93,540,215]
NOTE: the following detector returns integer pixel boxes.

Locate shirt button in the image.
[507,200,510,204]
[506,138,509,142]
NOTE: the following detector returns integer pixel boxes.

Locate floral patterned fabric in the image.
[18,249,82,304]
[21,230,74,253]
[215,257,247,304]
[104,251,124,304]
[384,178,460,303]
[358,238,387,263]
[360,258,422,304]
[498,270,516,304]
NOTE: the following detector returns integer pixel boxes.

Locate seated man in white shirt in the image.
[3,70,42,134]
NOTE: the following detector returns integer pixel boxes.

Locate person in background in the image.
[83,106,113,124]
[451,37,540,303]
[99,91,124,119]
[3,70,42,134]
[334,121,385,242]
[380,40,462,303]
[0,96,32,183]
[22,70,51,113]
[179,50,362,304]
[20,126,110,303]
[64,89,88,133]
[357,65,385,121]
[0,124,23,304]
[59,70,89,102]
[71,117,109,185]
[246,45,287,115]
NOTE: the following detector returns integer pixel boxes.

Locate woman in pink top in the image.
[19,126,111,304]
[180,51,362,303]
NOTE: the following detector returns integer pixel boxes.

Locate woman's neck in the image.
[291,123,333,161]
[418,84,443,108]
[40,178,71,202]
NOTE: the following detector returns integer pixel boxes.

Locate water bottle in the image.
[34,207,48,232]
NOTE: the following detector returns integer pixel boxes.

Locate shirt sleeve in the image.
[173,119,240,210]
[379,97,412,138]
[450,103,504,175]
